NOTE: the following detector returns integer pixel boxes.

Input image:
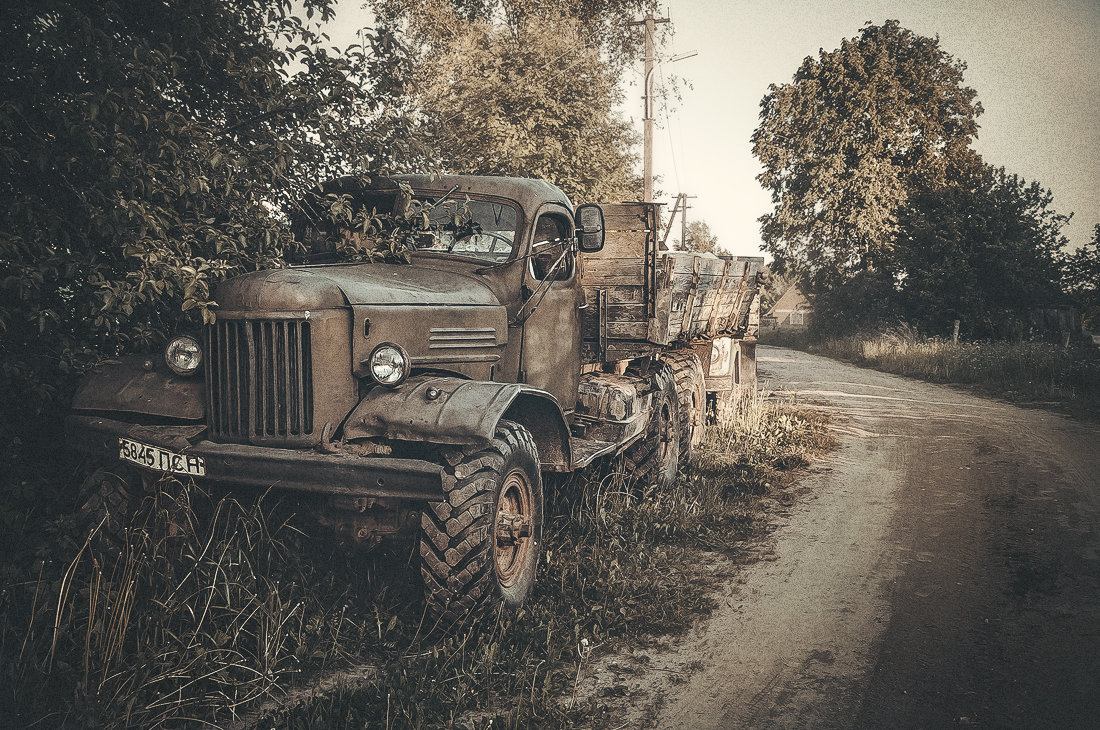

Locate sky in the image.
[645,0,1099,256]
[318,0,1099,257]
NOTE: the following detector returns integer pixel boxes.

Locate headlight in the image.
[165,335,203,376]
[368,343,410,386]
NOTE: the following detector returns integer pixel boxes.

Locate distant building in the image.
[763,285,811,329]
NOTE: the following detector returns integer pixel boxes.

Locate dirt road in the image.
[618,346,1100,728]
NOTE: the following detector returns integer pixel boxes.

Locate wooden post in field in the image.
[952,319,960,345]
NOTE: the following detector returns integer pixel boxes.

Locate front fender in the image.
[71,355,205,421]
[343,377,571,470]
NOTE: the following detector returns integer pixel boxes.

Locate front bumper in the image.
[66,415,449,501]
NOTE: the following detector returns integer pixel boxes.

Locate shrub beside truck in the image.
[67,175,762,625]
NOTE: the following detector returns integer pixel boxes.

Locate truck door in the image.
[518,207,582,414]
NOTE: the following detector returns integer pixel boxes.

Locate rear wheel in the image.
[663,349,706,467]
[420,421,543,629]
[622,363,680,495]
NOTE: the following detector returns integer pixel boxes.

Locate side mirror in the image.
[574,204,605,253]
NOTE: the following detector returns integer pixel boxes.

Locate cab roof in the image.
[320,174,574,219]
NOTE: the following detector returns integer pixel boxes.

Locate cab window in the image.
[530,213,574,281]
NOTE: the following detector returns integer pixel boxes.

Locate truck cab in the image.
[67,174,759,628]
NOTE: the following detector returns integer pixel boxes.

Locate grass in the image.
[761,325,1100,418]
[0,392,833,729]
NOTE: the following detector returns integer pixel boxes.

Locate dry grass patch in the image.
[0,391,834,729]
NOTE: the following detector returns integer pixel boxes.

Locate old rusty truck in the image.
[66,175,762,625]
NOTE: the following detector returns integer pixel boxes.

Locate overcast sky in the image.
[646,0,1099,256]
[320,0,1099,257]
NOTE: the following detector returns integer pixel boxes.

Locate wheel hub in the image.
[495,468,534,587]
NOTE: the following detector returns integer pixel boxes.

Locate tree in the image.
[1062,224,1100,330]
[752,21,982,291]
[896,164,1069,338]
[0,1,411,450]
[371,1,642,202]
[373,0,660,73]
[676,220,721,254]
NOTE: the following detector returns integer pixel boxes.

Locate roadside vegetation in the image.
[754,20,1098,420]
[762,326,1100,418]
[0,393,833,728]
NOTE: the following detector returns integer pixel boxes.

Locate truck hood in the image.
[215,262,501,311]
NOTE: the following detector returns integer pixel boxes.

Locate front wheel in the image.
[76,465,140,546]
[420,420,543,629]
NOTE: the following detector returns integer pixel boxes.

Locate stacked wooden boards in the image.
[579,203,656,362]
[648,251,762,345]
[579,201,763,363]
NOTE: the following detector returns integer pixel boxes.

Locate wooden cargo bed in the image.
[580,202,763,363]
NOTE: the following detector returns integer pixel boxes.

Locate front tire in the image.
[76,465,139,544]
[420,420,543,629]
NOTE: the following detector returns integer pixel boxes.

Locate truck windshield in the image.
[293,193,519,264]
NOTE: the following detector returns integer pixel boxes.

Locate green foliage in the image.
[896,165,1069,338]
[758,269,794,314]
[2,406,833,727]
[1062,224,1100,329]
[676,220,721,254]
[0,0,413,454]
[753,20,982,286]
[373,0,661,73]
[372,0,643,203]
[753,20,1073,341]
[806,327,1100,417]
[1,480,410,728]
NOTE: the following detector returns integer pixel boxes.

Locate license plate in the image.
[118,438,206,477]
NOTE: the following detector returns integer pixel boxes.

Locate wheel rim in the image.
[495,468,534,587]
[658,395,676,466]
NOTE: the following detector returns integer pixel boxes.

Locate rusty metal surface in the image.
[321,174,572,224]
[343,376,571,470]
[66,414,447,500]
[71,355,205,420]
[351,303,507,380]
[519,207,583,410]
[217,263,500,309]
[205,309,357,448]
[69,172,761,503]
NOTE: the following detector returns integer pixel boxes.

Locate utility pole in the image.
[631,12,669,203]
[682,192,689,249]
[659,193,696,250]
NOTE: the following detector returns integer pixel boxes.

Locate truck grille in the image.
[205,319,314,439]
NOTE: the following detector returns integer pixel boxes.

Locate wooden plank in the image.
[582,321,649,343]
[603,216,651,233]
[582,285,644,306]
[583,257,645,275]
[593,231,647,259]
[582,258,646,286]
[647,256,676,345]
[604,320,650,339]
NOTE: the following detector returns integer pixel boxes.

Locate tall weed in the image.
[1,394,833,728]
[810,327,1100,414]
[1,480,405,728]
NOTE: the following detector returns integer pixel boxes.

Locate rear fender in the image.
[343,377,571,471]
[71,355,205,421]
